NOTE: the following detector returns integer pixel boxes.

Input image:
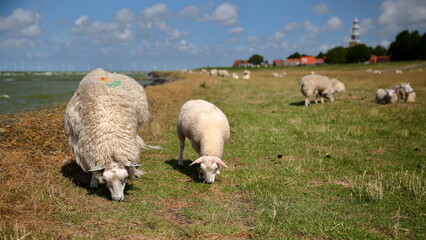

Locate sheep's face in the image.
[190,156,228,184]
[401,83,414,93]
[102,162,129,201]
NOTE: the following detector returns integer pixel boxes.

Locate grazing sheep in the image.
[242,70,251,80]
[366,68,373,73]
[209,69,218,77]
[200,69,209,75]
[232,72,239,79]
[282,72,287,76]
[272,72,283,78]
[217,70,230,77]
[373,70,382,75]
[176,99,230,183]
[65,68,149,201]
[392,82,414,102]
[395,70,403,74]
[375,88,398,104]
[300,74,335,106]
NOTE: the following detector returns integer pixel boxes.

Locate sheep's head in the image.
[330,78,346,93]
[400,82,414,93]
[189,156,228,184]
[89,161,140,201]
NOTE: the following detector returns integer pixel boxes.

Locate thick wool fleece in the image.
[65,68,149,172]
[300,74,334,98]
[177,99,230,158]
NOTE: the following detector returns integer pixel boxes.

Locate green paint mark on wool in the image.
[107,80,121,88]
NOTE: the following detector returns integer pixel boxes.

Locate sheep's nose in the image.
[112,196,124,201]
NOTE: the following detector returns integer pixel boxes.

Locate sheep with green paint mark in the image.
[65,68,150,201]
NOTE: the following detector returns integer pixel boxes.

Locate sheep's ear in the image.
[89,166,104,172]
[216,159,229,168]
[189,157,204,166]
[124,162,141,168]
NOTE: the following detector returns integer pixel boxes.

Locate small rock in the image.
[277,154,283,159]
[325,153,332,158]
[414,147,420,152]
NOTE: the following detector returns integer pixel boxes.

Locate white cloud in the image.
[204,3,238,25]
[326,16,343,31]
[284,22,298,31]
[379,0,426,34]
[0,38,36,49]
[228,27,244,34]
[70,15,118,34]
[174,40,199,54]
[115,8,134,23]
[180,5,201,18]
[143,3,169,19]
[20,24,41,37]
[270,31,285,41]
[314,4,331,15]
[0,8,42,32]
[360,18,375,34]
[380,40,391,48]
[319,43,335,52]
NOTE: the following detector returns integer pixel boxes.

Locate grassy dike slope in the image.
[1,64,426,239]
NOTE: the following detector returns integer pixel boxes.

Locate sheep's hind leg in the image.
[178,138,185,166]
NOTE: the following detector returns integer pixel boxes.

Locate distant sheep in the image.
[177,99,230,184]
[375,88,398,104]
[242,70,251,80]
[272,72,284,78]
[395,70,403,74]
[209,69,218,77]
[300,74,335,106]
[65,68,150,201]
[232,72,239,79]
[373,70,382,75]
[217,70,230,77]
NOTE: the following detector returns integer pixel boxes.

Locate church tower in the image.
[349,17,360,47]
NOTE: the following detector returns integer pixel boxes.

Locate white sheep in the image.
[375,88,398,104]
[395,70,403,74]
[300,74,335,106]
[373,70,382,75]
[65,68,149,201]
[209,69,218,77]
[217,70,230,77]
[232,72,239,79]
[176,99,230,183]
[242,70,251,80]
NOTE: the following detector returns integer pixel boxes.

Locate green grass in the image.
[1,63,425,239]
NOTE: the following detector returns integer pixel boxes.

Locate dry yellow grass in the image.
[0,72,215,238]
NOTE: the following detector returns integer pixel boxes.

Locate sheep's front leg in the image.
[305,97,310,106]
[320,96,324,104]
[90,174,99,188]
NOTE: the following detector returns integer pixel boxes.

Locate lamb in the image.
[300,74,335,106]
[65,68,150,201]
[176,99,230,184]
[375,88,398,104]
[392,82,415,102]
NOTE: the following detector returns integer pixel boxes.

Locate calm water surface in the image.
[0,71,149,115]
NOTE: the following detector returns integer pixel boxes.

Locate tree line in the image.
[319,30,426,64]
[245,30,426,66]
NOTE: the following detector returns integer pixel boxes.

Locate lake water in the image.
[0,71,149,115]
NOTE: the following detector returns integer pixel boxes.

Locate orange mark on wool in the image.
[100,77,109,81]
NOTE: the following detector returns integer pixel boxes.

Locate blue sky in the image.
[1,0,425,71]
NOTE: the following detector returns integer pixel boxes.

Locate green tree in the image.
[371,45,388,56]
[287,52,301,59]
[316,52,325,58]
[419,33,426,59]
[346,44,372,63]
[388,30,422,61]
[325,47,347,64]
[248,54,264,65]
